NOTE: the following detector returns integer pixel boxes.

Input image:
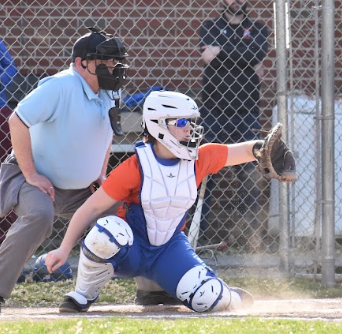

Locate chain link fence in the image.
[0,0,341,282]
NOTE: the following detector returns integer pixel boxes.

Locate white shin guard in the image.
[73,215,133,301]
[75,248,114,301]
[176,266,241,313]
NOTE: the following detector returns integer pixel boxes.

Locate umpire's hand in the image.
[26,172,55,201]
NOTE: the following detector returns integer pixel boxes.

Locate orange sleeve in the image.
[195,143,228,186]
[102,154,141,204]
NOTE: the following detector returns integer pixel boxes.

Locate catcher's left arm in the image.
[252,123,296,182]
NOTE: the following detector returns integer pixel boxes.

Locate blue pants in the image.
[113,232,213,297]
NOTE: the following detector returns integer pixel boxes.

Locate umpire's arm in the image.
[8,112,55,200]
[94,143,112,188]
[8,113,36,178]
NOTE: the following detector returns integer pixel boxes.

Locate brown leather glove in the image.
[253,123,296,182]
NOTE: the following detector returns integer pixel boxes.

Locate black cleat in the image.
[59,297,93,313]
[135,290,181,306]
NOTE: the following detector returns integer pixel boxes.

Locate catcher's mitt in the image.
[253,123,296,182]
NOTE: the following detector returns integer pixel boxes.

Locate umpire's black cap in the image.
[72,27,128,62]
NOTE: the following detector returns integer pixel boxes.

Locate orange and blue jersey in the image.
[102,142,228,223]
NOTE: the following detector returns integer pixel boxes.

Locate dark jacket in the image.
[199,14,269,113]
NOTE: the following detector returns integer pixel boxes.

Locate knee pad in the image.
[84,215,133,259]
[176,266,239,313]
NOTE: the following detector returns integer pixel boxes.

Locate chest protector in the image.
[136,143,197,246]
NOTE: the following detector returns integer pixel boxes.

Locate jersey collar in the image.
[71,67,100,101]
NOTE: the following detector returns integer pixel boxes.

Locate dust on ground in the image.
[1,298,342,321]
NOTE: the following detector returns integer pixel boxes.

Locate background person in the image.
[198,0,269,250]
[45,90,292,313]
[0,38,18,246]
[0,27,129,306]
[0,38,18,161]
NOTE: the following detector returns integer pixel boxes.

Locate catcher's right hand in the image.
[253,123,296,182]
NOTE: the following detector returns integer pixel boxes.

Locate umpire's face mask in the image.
[95,62,129,91]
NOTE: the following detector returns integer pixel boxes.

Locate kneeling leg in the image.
[62,216,133,311]
[176,265,253,313]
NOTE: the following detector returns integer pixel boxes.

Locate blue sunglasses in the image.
[167,118,191,127]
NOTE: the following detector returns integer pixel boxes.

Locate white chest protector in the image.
[136,144,197,246]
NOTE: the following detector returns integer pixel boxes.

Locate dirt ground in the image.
[2,298,342,321]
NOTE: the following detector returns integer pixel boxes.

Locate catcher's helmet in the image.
[142,91,204,160]
[33,253,73,282]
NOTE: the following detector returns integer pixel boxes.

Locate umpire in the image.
[0,27,129,304]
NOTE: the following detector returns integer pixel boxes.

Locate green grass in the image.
[1,318,342,334]
[7,278,136,307]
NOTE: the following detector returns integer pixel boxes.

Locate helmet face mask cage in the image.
[74,28,129,91]
[85,58,128,76]
[179,120,204,149]
[86,36,129,91]
[143,91,204,160]
[162,117,204,148]
[85,60,129,91]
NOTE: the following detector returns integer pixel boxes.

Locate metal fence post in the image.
[321,0,336,287]
[275,0,290,272]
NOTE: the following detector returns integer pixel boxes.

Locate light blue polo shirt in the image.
[15,66,114,189]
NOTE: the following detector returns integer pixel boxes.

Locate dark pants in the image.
[0,173,120,299]
[198,107,265,249]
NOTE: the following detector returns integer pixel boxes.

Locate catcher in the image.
[45,90,295,313]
